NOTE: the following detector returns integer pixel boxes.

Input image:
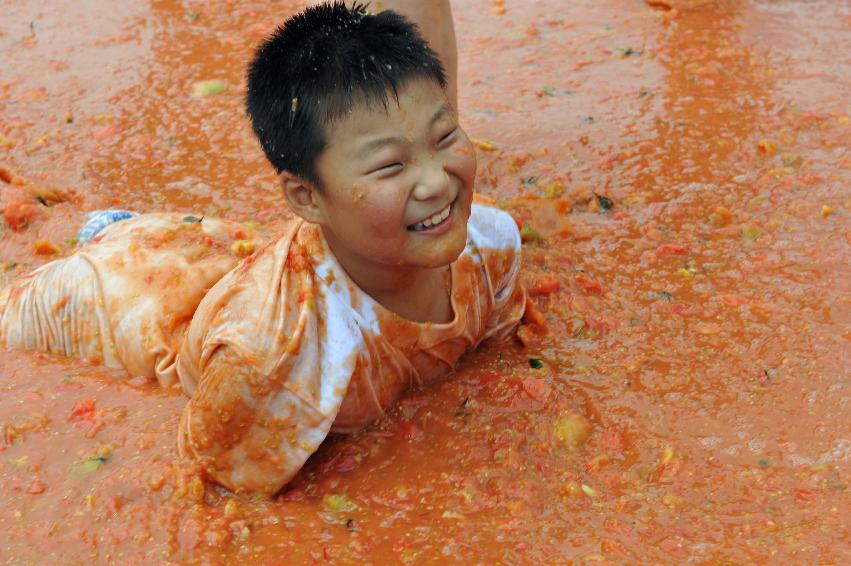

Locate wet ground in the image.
[1,0,849,563]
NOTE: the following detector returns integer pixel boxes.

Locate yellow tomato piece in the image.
[33,240,61,256]
[555,413,591,448]
[472,139,498,152]
[230,239,254,257]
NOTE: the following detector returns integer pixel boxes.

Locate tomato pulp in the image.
[1,0,849,563]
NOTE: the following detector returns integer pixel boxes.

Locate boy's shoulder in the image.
[467,203,521,255]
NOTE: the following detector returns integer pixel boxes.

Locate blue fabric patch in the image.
[77,210,138,244]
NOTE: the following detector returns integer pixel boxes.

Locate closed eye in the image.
[438,128,457,146]
[369,162,403,175]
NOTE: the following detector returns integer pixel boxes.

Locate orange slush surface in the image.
[1,0,850,563]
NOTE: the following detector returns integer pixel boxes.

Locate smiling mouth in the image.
[407,201,453,232]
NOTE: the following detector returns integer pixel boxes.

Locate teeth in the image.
[410,203,452,231]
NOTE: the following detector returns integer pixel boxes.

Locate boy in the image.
[0,2,526,495]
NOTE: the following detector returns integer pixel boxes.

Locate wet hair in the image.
[246,1,447,188]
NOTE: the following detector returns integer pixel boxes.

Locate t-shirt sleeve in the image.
[177,222,358,495]
[467,204,527,341]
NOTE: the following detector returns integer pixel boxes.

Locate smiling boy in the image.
[280,79,473,325]
[0,2,526,495]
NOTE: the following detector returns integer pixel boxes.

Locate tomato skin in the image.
[526,273,560,296]
[0,167,14,184]
[4,199,37,231]
[655,243,689,257]
[27,479,47,495]
[575,273,604,295]
[68,399,96,422]
[521,378,552,402]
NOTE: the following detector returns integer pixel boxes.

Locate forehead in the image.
[323,78,450,153]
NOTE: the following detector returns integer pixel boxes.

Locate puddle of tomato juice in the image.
[1,0,849,563]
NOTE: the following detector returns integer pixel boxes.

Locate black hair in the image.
[245,1,447,188]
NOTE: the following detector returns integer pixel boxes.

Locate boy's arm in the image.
[175,224,358,496]
[308,0,459,109]
[178,346,331,496]
[373,0,458,109]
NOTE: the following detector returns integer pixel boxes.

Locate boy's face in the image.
[310,78,476,272]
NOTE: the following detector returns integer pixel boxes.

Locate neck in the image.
[322,227,452,323]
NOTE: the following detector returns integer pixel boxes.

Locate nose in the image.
[411,157,451,202]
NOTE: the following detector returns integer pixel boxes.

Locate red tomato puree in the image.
[1,0,849,563]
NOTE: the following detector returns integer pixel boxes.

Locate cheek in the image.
[358,189,408,232]
[450,140,478,183]
[349,183,368,207]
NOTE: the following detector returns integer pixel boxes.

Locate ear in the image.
[279,171,324,224]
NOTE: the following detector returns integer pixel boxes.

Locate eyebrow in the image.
[355,104,454,159]
[428,103,453,129]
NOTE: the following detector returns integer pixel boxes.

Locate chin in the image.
[427,225,468,267]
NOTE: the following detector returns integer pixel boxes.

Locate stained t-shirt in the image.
[177,204,525,494]
[0,205,525,494]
